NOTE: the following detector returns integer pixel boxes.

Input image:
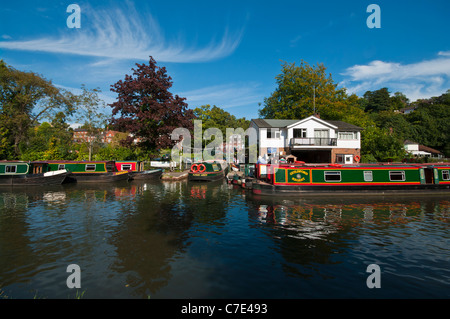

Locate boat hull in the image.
[129,169,163,180]
[0,172,69,186]
[66,171,130,183]
[252,180,450,196]
[188,171,226,182]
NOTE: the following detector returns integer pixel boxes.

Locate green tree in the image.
[259,60,351,120]
[74,85,108,161]
[0,60,75,157]
[193,104,250,135]
[363,88,391,113]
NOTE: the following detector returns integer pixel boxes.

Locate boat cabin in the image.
[33,161,119,174]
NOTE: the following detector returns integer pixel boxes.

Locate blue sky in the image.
[1,0,449,122]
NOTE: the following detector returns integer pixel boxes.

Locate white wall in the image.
[287,118,336,140]
[259,128,286,148]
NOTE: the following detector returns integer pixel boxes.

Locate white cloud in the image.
[341,53,450,100]
[0,3,243,63]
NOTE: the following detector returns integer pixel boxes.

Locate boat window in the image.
[324,171,341,182]
[5,165,17,173]
[106,164,114,172]
[85,164,96,171]
[389,171,405,181]
[364,171,373,182]
[442,170,450,180]
[58,164,65,170]
[121,164,132,171]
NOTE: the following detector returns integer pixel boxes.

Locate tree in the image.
[363,88,391,113]
[109,57,195,152]
[0,60,75,157]
[74,85,108,161]
[193,104,250,135]
[258,60,351,120]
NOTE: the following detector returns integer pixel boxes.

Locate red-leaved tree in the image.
[109,57,195,151]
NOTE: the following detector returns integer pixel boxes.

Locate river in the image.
[0,179,449,299]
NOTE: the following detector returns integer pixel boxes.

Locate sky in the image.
[1,0,449,122]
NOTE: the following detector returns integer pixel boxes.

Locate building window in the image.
[442,170,450,180]
[324,171,341,182]
[121,164,132,171]
[85,164,96,171]
[293,128,307,138]
[58,164,65,170]
[5,165,17,173]
[267,129,280,139]
[338,132,356,140]
[389,171,405,181]
[364,171,373,182]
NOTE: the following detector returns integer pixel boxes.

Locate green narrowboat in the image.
[34,161,130,183]
[252,163,450,196]
[0,161,69,186]
[188,160,229,182]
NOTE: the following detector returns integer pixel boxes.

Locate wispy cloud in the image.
[180,83,263,110]
[341,52,450,100]
[0,2,244,63]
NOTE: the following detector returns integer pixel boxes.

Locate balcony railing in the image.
[290,137,337,147]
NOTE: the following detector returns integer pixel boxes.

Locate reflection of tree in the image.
[110,179,231,297]
[0,191,35,291]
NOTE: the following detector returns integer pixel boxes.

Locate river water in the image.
[0,179,448,299]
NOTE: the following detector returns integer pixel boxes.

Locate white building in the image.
[250,115,362,164]
[404,140,443,158]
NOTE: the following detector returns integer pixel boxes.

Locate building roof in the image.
[251,117,362,131]
[419,144,442,154]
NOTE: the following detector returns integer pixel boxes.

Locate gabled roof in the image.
[251,116,362,131]
[251,119,299,128]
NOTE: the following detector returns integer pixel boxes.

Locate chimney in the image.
[314,112,320,119]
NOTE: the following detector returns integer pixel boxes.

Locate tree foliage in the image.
[193,104,250,135]
[0,60,75,158]
[109,57,195,151]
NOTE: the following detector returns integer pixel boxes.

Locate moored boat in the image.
[188,160,229,182]
[115,160,164,180]
[129,168,164,180]
[34,160,130,183]
[0,161,69,186]
[251,162,450,196]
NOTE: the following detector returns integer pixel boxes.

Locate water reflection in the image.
[0,182,449,298]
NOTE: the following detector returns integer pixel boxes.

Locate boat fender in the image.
[191,164,199,173]
[354,155,360,163]
[198,164,206,173]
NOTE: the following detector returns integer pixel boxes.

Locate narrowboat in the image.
[115,161,164,180]
[34,161,130,183]
[0,161,69,186]
[252,163,450,196]
[188,160,229,182]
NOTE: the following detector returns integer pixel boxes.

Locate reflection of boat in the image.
[188,160,229,182]
[252,163,450,196]
[129,169,164,180]
[0,161,69,186]
[34,161,130,183]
